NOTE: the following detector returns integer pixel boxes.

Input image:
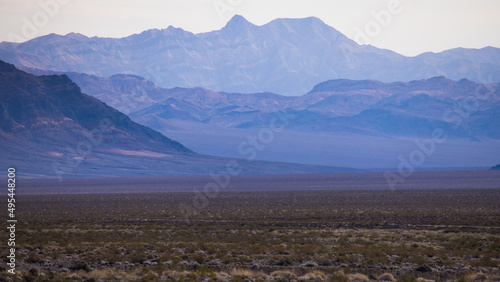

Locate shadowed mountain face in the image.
[0,61,189,153]
[0,61,358,178]
[2,15,500,95]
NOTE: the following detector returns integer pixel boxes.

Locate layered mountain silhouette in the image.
[1,15,500,95]
[22,67,500,140]
[0,61,357,177]
[18,67,500,169]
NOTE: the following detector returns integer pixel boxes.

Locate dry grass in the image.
[460,272,490,282]
[378,273,396,281]
[0,189,499,281]
[298,270,327,281]
[230,268,266,279]
[87,269,112,279]
[415,278,435,282]
[271,270,297,280]
[347,273,370,282]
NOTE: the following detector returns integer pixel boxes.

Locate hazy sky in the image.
[1,0,499,56]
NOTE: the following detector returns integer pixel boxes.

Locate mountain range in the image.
[23,67,500,139]
[1,15,500,95]
[0,61,357,178]
[20,66,500,170]
[2,15,500,172]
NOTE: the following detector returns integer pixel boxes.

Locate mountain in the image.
[17,67,500,169]
[1,16,500,95]
[0,61,358,178]
[21,67,500,139]
[491,164,500,170]
[21,68,166,114]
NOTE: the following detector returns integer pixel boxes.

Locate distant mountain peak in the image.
[264,16,344,41]
[408,76,454,85]
[267,16,324,25]
[428,75,449,81]
[164,25,192,36]
[222,14,256,31]
[287,16,328,26]
[65,32,89,41]
[227,14,250,24]
[130,27,192,41]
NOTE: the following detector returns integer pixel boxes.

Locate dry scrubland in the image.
[1,188,500,281]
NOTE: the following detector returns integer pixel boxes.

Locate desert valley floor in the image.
[1,171,499,281]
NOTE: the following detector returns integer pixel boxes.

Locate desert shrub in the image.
[230,268,265,280]
[23,273,36,282]
[298,270,327,281]
[409,255,428,266]
[472,255,498,267]
[25,252,42,263]
[215,271,231,281]
[415,265,432,272]
[271,270,297,280]
[378,273,396,281]
[70,260,91,272]
[161,270,194,281]
[87,269,115,280]
[193,252,206,264]
[28,267,40,277]
[347,273,369,282]
[300,260,318,267]
[222,255,237,264]
[398,274,417,282]
[276,257,294,266]
[328,270,348,282]
[461,273,489,282]
[130,252,147,264]
[143,271,160,281]
[238,255,253,263]
[444,236,483,251]
[415,278,435,282]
